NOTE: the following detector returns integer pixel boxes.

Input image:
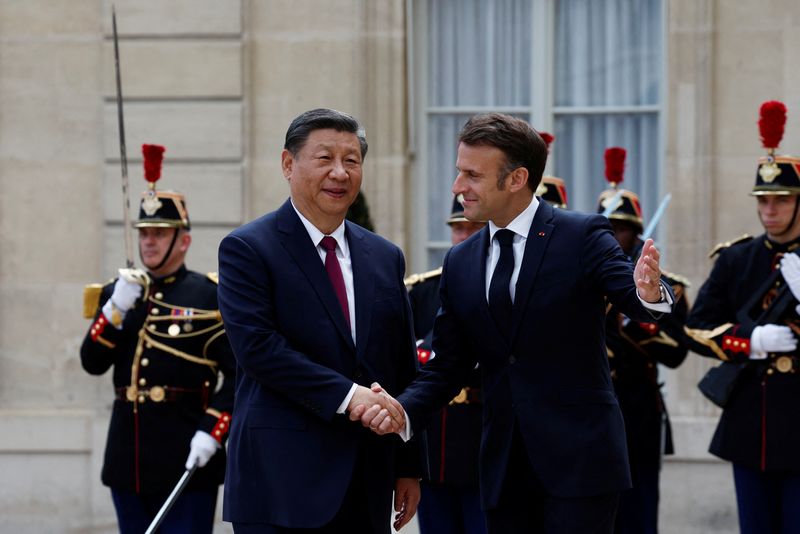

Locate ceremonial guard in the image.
[686,101,800,534]
[597,147,690,534]
[80,145,235,534]
[535,132,569,209]
[406,196,487,534]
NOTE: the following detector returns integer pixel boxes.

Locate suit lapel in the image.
[509,200,555,343]
[348,223,374,362]
[276,200,355,351]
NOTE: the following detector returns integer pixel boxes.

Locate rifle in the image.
[736,258,798,327]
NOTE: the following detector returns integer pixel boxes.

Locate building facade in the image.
[1,0,798,532]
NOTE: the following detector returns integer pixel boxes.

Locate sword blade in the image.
[641,193,672,242]
[112,6,135,268]
[600,189,625,219]
[144,463,198,534]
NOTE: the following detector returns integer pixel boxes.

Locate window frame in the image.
[407,0,667,272]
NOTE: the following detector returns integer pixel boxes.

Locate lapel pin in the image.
[537,231,546,237]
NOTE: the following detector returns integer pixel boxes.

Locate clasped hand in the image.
[348,383,405,435]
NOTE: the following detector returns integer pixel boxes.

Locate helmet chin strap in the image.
[139,228,181,273]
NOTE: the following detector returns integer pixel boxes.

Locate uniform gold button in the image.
[155,292,164,300]
[149,386,166,402]
[215,430,221,436]
[137,395,146,403]
[151,308,160,315]
[138,378,146,386]
[767,368,775,375]
[145,342,153,349]
[141,358,149,367]
[148,324,157,331]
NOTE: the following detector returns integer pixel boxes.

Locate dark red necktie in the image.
[320,236,351,328]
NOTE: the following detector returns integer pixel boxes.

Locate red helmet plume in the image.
[142,144,166,183]
[540,132,555,153]
[604,147,626,185]
[759,101,787,151]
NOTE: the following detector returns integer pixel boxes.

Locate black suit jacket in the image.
[218,199,420,530]
[398,200,670,506]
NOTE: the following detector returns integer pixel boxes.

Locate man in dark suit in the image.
[357,113,673,534]
[406,196,487,534]
[217,108,421,533]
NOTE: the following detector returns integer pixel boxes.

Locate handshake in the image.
[347,383,406,436]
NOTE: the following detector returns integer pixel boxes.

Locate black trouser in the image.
[485,426,619,534]
[233,443,382,534]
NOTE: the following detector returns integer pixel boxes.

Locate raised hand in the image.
[634,238,663,303]
[102,274,144,327]
[348,382,406,435]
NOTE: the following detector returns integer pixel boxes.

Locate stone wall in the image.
[1,0,799,532]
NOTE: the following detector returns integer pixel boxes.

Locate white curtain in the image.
[423,0,663,268]
[554,0,663,218]
[425,0,532,268]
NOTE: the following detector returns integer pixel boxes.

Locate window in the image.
[409,0,664,271]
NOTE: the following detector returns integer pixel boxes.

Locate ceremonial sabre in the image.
[112,7,134,269]
[600,189,625,218]
[144,463,198,534]
[640,193,672,242]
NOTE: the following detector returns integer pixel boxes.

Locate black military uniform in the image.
[597,147,690,534]
[686,101,800,534]
[81,148,234,533]
[408,197,487,534]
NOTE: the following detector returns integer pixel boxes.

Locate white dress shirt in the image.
[291,201,356,341]
[291,201,411,440]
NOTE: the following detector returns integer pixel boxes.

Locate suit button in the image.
[509,355,516,364]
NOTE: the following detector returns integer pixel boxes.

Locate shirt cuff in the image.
[336,383,359,414]
[398,411,413,442]
[638,282,673,313]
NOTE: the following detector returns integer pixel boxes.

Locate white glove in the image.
[185,430,220,469]
[781,254,800,301]
[750,324,797,359]
[101,277,143,328]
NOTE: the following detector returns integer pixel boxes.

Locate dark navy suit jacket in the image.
[218,199,419,530]
[398,200,668,508]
